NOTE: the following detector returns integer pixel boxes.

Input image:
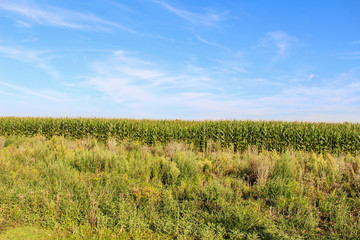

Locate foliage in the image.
[0,117,359,154]
[1,136,360,239]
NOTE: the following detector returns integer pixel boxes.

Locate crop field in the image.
[1,117,360,154]
[0,118,360,239]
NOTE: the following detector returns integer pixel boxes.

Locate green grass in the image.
[1,135,360,239]
[0,226,56,240]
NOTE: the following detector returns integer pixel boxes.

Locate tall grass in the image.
[1,136,360,239]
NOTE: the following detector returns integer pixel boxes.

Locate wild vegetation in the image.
[1,117,360,154]
[0,135,360,239]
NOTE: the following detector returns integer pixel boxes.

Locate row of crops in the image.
[0,117,359,154]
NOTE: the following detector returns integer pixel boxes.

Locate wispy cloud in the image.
[0,45,59,77]
[83,50,220,108]
[183,81,360,122]
[0,81,59,101]
[103,0,134,14]
[14,19,31,27]
[283,85,360,105]
[77,51,360,122]
[152,0,227,26]
[337,51,360,60]
[209,55,248,74]
[261,31,298,57]
[172,68,360,122]
[0,0,135,32]
[194,34,231,52]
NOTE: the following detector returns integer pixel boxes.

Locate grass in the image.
[0,226,56,240]
[0,135,360,239]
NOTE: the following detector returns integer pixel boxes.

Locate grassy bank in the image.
[0,135,359,239]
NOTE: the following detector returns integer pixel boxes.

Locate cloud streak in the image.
[0,0,136,32]
[0,45,59,77]
[0,81,59,101]
[80,50,360,122]
[194,34,231,52]
[337,51,360,60]
[152,0,227,26]
[85,50,219,105]
[261,31,298,57]
[182,82,360,122]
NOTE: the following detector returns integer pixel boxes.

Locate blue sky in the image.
[1,0,360,122]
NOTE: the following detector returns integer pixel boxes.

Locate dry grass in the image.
[0,136,4,149]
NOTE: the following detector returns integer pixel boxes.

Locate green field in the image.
[0,118,360,239]
[1,117,360,154]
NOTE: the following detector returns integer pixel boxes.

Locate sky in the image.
[0,0,360,122]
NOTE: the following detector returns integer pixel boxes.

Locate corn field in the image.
[0,117,359,154]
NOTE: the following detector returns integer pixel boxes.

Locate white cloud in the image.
[0,0,135,32]
[351,82,360,88]
[80,50,360,122]
[14,19,31,27]
[194,34,231,52]
[0,45,59,77]
[337,51,360,60]
[210,58,248,74]
[261,31,298,56]
[283,86,359,104]
[183,83,360,122]
[178,92,210,99]
[334,69,360,84]
[0,81,59,101]
[152,0,227,26]
[174,69,360,122]
[308,74,315,81]
[114,66,163,79]
[88,77,154,103]
[103,0,134,14]
[84,50,222,108]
